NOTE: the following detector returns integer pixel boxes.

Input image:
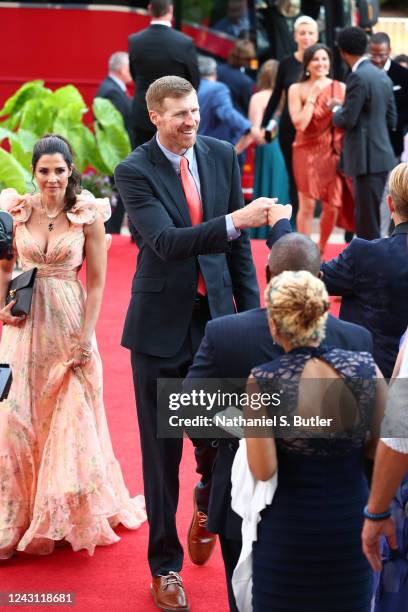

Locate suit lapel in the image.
[195,137,215,221]
[148,138,191,226]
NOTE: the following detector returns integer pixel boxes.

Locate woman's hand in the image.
[0,300,26,326]
[65,343,93,370]
[310,78,329,98]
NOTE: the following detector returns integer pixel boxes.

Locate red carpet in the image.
[0,237,344,611]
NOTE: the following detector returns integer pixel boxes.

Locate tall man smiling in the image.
[115,76,275,611]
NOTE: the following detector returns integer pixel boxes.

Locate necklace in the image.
[40,197,64,232]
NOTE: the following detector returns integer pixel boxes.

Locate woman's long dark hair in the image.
[31,133,81,210]
[299,43,333,82]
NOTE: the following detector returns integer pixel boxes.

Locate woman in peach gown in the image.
[0,134,146,559]
[288,44,348,255]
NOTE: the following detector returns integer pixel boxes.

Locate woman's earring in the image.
[30,177,37,194]
[305,70,310,77]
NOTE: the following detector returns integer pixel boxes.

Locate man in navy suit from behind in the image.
[266,163,408,380]
[186,228,373,612]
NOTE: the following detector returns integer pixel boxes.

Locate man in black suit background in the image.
[186,222,373,612]
[95,52,132,234]
[369,32,408,161]
[128,0,200,147]
[329,27,397,240]
[369,32,408,236]
[114,75,275,611]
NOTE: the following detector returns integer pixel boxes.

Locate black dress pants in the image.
[219,535,242,612]
[353,172,388,240]
[130,299,213,576]
[105,190,125,234]
[278,114,298,220]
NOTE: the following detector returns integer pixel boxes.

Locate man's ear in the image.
[149,109,159,128]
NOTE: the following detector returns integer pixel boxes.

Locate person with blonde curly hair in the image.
[264,270,329,348]
[243,269,386,611]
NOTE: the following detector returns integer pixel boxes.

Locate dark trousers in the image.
[353,172,388,240]
[130,299,213,576]
[105,191,125,234]
[131,127,155,149]
[219,535,242,612]
[278,119,298,223]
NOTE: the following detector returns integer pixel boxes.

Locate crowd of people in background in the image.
[97,10,408,254]
[0,0,408,611]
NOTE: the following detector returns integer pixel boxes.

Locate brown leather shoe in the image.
[187,487,217,565]
[150,572,189,611]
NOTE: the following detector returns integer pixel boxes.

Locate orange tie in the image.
[180,156,206,295]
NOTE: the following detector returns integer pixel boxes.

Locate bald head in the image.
[268,233,320,278]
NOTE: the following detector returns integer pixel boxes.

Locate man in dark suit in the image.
[128,0,200,147]
[186,228,374,612]
[369,32,408,160]
[266,164,408,380]
[114,75,276,611]
[329,27,397,240]
[95,51,132,234]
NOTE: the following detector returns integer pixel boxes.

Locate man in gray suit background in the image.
[329,26,397,240]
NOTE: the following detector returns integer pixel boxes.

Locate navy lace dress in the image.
[251,346,376,612]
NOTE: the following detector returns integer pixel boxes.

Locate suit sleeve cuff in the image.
[226,214,241,241]
[266,218,292,249]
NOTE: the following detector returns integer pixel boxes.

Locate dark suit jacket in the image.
[387,60,408,157]
[95,75,132,135]
[333,59,396,176]
[216,63,254,117]
[114,135,259,357]
[267,219,408,378]
[128,24,200,136]
[186,307,373,538]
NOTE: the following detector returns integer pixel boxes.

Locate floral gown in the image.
[0,189,146,558]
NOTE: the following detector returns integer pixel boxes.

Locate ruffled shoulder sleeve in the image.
[67,190,111,225]
[0,188,32,223]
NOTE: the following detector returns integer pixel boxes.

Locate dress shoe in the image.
[187,486,217,565]
[150,572,189,611]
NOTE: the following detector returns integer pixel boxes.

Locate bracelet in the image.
[363,505,391,521]
[77,343,92,356]
[306,97,316,105]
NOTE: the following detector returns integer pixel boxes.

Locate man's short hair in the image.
[149,0,172,18]
[389,163,408,221]
[337,26,368,56]
[198,55,217,77]
[108,51,128,73]
[394,54,408,66]
[146,76,194,112]
[370,32,391,47]
[268,233,320,278]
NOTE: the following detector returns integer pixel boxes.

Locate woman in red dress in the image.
[288,44,347,255]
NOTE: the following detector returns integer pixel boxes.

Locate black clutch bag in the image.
[6,267,37,316]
